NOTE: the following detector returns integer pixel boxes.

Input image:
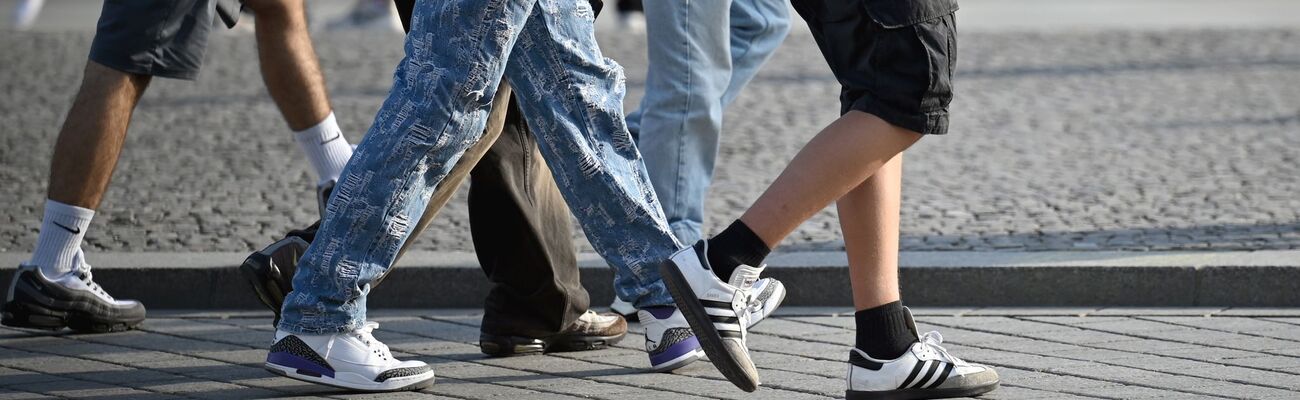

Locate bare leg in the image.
[245,0,333,130]
[837,153,903,311]
[739,111,921,248]
[46,61,151,209]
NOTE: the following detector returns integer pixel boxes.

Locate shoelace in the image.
[72,264,113,300]
[744,293,763,315]
[354,322,393,361]
[918,331,970,366]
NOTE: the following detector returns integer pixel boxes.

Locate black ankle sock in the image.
[705,220,771,281]
[854,301,917,360]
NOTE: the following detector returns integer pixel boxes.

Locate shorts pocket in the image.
[862,0,959,29]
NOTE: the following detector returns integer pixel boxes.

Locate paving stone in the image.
[1091,308,1226,316]
[425,376,560,398]
[1141,317,1300,341]
[965,308,1100,317]
[5,377,116,396]
[1219,309,1300,317]
[0,390,54,400]
[337,392,460,400]
[5,310,1300,398]
[0,366,65,387]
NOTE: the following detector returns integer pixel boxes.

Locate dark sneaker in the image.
[639,306,704,372]
[480,310,627,357]
[846,308,999,400]
[2,258,145,333]
[240,221,317,325]
[266,322,435,392]
[658,241,760,392]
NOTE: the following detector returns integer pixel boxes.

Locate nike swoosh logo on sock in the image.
[321,132,342,144]
[53,222,81,234]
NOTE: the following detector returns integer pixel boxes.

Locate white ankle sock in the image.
[29,200,95,278]
[293,112,353,185]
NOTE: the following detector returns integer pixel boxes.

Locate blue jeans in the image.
[626,0,790,244]
[279,0,681,334]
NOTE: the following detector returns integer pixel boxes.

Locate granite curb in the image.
[2,251,1297,308]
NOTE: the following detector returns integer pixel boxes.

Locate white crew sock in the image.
[28,200,95,278]
[293,112,353,185]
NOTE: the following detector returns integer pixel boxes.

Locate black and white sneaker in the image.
[658,241,761,392]
[2,255,145,333]
[846,309,999,400]
[266,322,435,392]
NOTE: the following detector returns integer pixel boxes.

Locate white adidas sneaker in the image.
[658,241,760,392]
[846,310,999,399]
[265,322,435,392]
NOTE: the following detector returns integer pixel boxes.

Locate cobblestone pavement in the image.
[2,308,1299,399]
[2,24,1298,253]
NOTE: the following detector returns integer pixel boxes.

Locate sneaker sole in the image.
[479,331,627,357]
[265,362,435,392]
[846,382,1000,400]
[479,334,545,357]
[650,348,705,373]
[658,262,760,392]
[2,300,142,333]
[545,331,626,353]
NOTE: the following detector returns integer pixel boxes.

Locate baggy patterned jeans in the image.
[279,0,682,334]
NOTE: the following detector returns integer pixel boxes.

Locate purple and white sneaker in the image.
[265,322,434,392]
[638,306,705,372]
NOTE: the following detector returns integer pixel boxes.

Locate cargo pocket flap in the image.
[862,0,958,28]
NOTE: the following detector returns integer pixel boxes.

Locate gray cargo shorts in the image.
[88,0,243,80]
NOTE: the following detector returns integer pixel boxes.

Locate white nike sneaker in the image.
[658,241,760,392]
[3,251,145,333]
[265,322,435,392]
[638,306,705,372]
[726,265,786,328]
[846,309,999,399]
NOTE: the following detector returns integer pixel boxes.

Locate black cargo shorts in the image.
[792,0,958,135]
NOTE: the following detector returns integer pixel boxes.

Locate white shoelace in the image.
[354,322,393,361]
[71,263,113,301]
[918,331,971,366]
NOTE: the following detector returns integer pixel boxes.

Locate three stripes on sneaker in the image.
[701,299,742,338]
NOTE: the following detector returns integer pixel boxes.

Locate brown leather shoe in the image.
[480,310,627,357]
